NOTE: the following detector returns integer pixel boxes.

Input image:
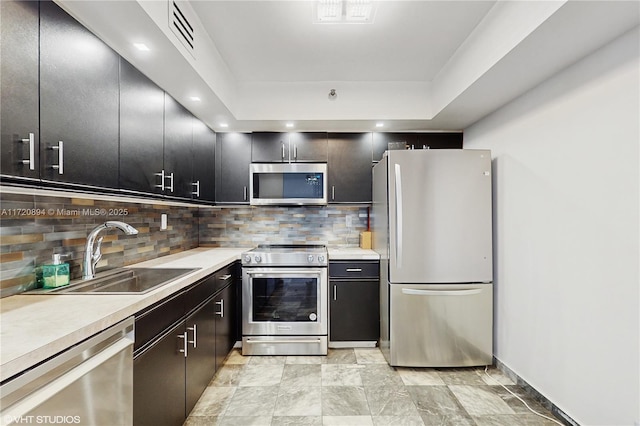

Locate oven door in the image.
[242,267,328,336]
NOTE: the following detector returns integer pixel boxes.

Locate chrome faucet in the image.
[83,221,139,280]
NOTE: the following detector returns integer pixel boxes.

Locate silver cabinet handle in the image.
[215,299,224,317]
[294,144,297,160]
[394,163,403,267]
[165,172,174,192]
[219,274,232,281]
[333,284,337,301]
[187,324,197,348]
[346,268,362,272]
[332,186,335,201]
[401,288,483,296]
[192,180,200,197]
[51,141,63,174]
[21,133,35,170]
[282,142,286,160]
[243,185,247,201]
[154,170,165,189]
[178,332,188,357]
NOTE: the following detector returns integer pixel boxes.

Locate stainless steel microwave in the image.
[250,163,328,205]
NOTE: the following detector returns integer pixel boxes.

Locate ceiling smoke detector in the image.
[328,89,337,100]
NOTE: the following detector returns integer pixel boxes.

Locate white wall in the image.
[464,27,639,426]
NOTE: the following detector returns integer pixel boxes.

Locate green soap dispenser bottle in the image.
[42,253,70,289]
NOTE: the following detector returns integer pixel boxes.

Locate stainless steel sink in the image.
[28,268,200,295]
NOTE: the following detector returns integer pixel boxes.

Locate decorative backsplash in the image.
[198,205,369,247]
[0,190,369,297]
[0,191,199,297]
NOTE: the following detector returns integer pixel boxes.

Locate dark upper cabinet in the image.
[39,1,120,189]
[216,132,252,203]
[0,0,40,181]
[328,133,372,203]
[191,123,216,203]
[119,59,165,196]
[251,132,289,162]
[289,132,328,162]
[373,132,463,161]
[252,132,328,162]
[163,94,194,200]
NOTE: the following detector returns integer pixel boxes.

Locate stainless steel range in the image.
[242,244,328,355]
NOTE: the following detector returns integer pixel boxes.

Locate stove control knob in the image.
[318,255,325,263]
[244,255,252,263]
[254,255,262,263]
[308,255,315,263]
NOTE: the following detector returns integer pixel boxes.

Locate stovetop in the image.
[242,244,328,267]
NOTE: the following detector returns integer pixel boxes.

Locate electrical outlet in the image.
[346,215,352,227]
[161,213,168,230]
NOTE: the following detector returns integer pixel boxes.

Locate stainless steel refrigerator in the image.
[372,149,493,367]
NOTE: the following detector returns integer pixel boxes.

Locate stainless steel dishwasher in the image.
[0,317,134,426]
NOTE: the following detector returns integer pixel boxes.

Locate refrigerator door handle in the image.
[394,163,403,268]
[401,288,483,296]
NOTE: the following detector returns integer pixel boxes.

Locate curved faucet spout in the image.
[83,221,139,280]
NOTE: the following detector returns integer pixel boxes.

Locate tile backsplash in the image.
[0,189,369,297]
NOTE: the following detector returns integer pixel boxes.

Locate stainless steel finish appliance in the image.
[250,163,328,205]
[372,149,493,367]
[0,317,134,425]
[242,244,328,355]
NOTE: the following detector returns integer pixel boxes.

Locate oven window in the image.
[252,276,318,322]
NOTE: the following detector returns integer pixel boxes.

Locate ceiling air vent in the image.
[169,0,195,56]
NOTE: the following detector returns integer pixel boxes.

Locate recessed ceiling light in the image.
[219,123,229,128]
[375,122,384,128]
[133,42,150,51]
[314,0,375,23]
[189,96,201,102]
[286,123,294,128]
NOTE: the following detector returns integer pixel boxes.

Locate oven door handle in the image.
[245,271,323,277]
[245,338,324,344]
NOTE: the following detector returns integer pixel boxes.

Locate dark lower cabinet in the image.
[214,284,236,371]
[185,298,217,415]
[329,261,380,343]
[133,321,186,426]
[133,264,238,426]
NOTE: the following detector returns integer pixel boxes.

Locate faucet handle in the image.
[91,236,104,267]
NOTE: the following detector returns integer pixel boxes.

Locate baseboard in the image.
[329,341,377,348]
[494,357,580,426]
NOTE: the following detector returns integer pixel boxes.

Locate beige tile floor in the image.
[184,348,562,426]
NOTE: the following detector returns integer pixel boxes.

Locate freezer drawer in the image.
[389,283,492,367]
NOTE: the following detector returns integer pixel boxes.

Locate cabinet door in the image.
[214,284,236,371]
[251,132,289,162]
[133,321,186,426]
[216,132,251,203]
[164,94,193,199]
[39,1,119,188]
[330,280,380,342]
[119,58,164,195]
[185,298,217,415]
[372,133,418,162]
[328,133,372,203]
[0,0,40,181]
[289,132,328,162]
[191,123,216,202]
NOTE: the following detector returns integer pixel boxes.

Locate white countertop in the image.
[328,247,379,260]
[0,246,378,382]
[0,248,248,382]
